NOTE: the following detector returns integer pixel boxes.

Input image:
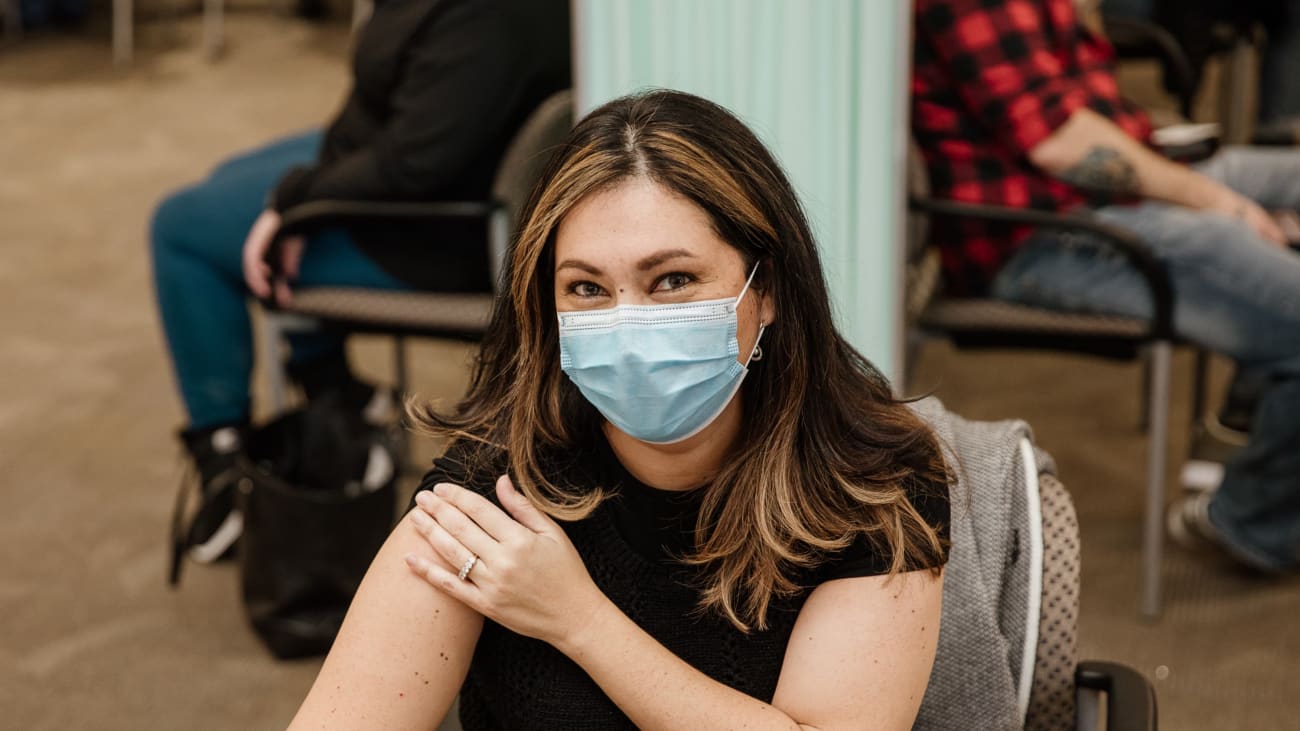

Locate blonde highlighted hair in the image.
[413,90,950,631]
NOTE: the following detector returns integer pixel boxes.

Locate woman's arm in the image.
[559,570,942,731]
[408,477,943,731]
[288,510,484,730]
[770,571,942,728]
[1029,109,1284,244]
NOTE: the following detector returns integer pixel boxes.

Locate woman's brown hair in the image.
[413,89,950,631]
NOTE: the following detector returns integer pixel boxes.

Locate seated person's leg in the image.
[1193,374,1300,572]
[208,129,324,183]
[991,202,1300,572]
[152,182,262,435]
[1190,146,1300,431]
[151,137,317,559]
[1194,145,1300,212]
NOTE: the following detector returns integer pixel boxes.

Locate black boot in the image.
[169,424,247,586]
[287,349,401,433]
[287,349,378,415]
[1217,370,1265,435]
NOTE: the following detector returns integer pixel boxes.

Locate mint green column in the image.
[573,0,912,382]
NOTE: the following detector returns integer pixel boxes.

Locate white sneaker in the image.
[1179,460,1224,492]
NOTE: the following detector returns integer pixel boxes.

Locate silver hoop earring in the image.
[750,345,764,362]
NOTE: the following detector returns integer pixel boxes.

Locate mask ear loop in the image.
[738,263,765,365]
[735,262,761,306]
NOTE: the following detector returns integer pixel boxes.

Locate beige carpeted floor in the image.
[0,12,1295,731]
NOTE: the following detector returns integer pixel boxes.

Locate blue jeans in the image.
[991,147,1300,571]
[150,130,410,430]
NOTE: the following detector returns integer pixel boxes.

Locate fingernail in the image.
[433,483,452,497]
[403,553,421,567]
[410,510,431,527]
[415,491,435,507]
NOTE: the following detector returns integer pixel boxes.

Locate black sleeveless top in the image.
[415,435,949,730]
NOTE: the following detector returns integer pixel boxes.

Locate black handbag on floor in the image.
[237,393,399,659]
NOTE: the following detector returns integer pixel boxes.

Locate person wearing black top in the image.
[290,90,952,730]
[149,0,569,564]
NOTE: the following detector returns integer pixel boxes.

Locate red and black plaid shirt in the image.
[911,0,1153,294]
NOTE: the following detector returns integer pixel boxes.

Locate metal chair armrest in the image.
[907,196,1175,340]
[262,198,501,285]
[1076,660,1158,731]
[276,199,499,238]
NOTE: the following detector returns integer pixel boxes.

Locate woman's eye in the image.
[653,272,694,292]
[569,281,606,298]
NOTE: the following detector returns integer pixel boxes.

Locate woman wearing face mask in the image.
[289,90,952,730]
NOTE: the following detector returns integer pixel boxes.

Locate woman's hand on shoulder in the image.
[404,475,608,649]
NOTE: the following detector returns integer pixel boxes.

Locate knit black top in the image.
[415,434,950,730]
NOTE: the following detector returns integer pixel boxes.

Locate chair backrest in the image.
[910,398,1082,730]
[483,89,574,289]
[904,139,943,325]
[1025,472,1082,729]
[491,89,575,240]
[905,138,931,267]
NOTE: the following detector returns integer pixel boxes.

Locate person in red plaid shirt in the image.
[913,0,1300,574]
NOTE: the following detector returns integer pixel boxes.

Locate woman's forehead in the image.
[553,178,740,268]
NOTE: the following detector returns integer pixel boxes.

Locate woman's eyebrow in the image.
[556,249,697,276]
[636,249,696,271]
[555,259,603,275]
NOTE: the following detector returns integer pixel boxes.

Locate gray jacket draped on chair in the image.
[911,398,1056,730]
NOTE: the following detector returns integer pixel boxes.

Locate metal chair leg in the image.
[3,0,22,45]
[112,0,133,65]
[1138,350,1152,432]
[393,335,409,398]
[1141,341,1173,620]
[1189,348,1209,427]
[392,335,415,475]
[351,0,374,31]
[1221,35,1256,145]
[203,0,224,60]
[261,313,290,414]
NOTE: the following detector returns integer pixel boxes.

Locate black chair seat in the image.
[919,298,1151,359]
[920,298,1148,338]
[274,288,494,339]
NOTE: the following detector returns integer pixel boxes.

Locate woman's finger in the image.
[428,482,529,543]
[403,553,483,609]
[496,474,557,534]
[414,491,499,560]
[241,215,277,297]
[409,508,483,579]
[244,252,270,297]
[281,236,305,279]
[273,277,294,307]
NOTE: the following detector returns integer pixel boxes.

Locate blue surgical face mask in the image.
[557,266,765,444]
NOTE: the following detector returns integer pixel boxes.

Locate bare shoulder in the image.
[771,570,944,731]
[288,510,485,730]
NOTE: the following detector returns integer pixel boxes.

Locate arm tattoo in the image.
[1059,146,1139,195]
